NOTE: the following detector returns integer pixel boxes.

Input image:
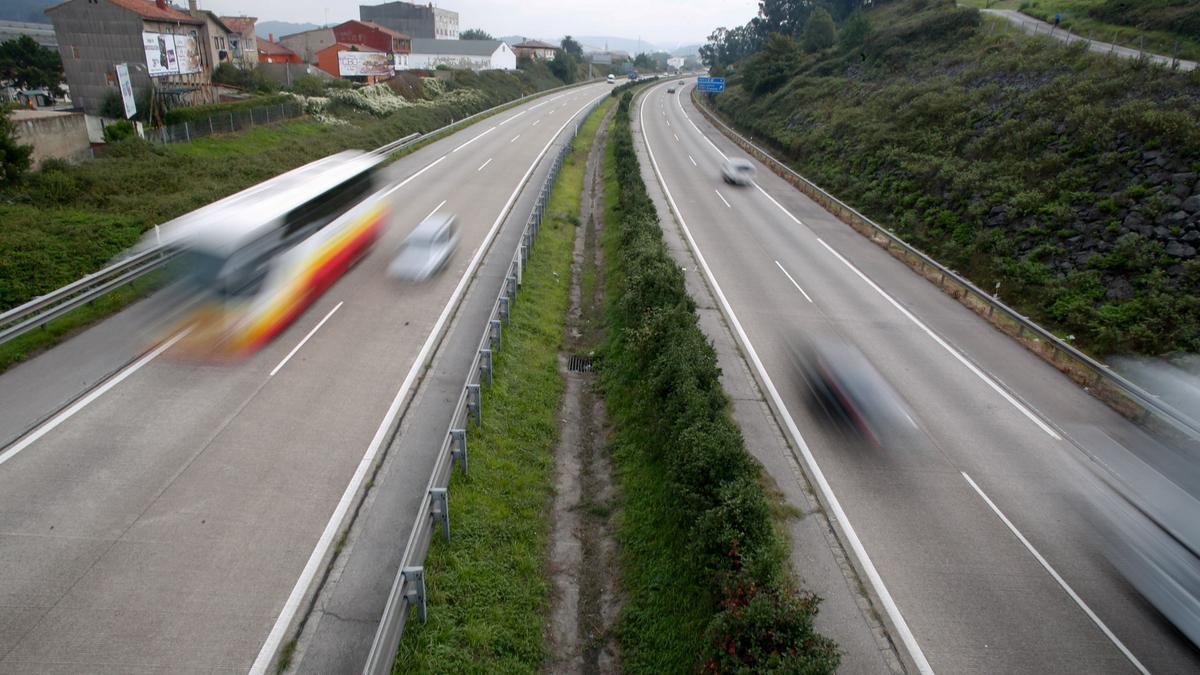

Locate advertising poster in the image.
[338,51,392,77]
[115,63,137,118]
[174,34,201,74]
[143,32,179,76]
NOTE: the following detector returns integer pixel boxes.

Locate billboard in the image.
[667,57,685,70]
[143,32,178,76]
[115,63,136,118]
[338,51,392,77]
[589,52,612,65]
[174,34,202,74]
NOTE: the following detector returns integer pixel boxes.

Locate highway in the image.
[637,79,1200,674]
[0,81,610,673]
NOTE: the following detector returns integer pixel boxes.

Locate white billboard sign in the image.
[174,34,202,74]
[115,63,136,118]
[143,32,178,76]
[337,51,392,77]
[668,57,685,69]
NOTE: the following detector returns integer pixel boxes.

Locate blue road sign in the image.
[697,76,725,93]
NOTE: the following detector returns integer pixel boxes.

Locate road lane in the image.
[638,80,1200,673]
[0,82,611,673]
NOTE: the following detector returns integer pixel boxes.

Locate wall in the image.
[360,3,434,39]
[278,28,335,64]
[10,110,92,165]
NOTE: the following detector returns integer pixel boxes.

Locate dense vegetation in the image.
[602,91,838,672]
[1010,0,1200,61]
[0,68,569,313]
[706,0,1200,356]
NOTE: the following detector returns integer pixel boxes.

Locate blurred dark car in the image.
[797,338,917,448]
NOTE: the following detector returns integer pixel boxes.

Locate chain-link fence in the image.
[144,101,305,145]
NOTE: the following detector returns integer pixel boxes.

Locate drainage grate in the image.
[567,354,595,372]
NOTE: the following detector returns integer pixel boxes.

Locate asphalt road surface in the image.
[0,82,610,674]
[637,79,1200,674]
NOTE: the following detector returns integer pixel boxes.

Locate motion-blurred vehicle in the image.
[796,338,917,448]
[679,80,685,84]
[667,87,676,94]
[388,212,459,281]
[1079,426,1200,647]
[607,74,615,83]
[721,158,756,186]
[153,150,390,358]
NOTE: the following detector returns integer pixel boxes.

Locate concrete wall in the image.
[405,45,514,71]
[10,110,92,165]
[278,28,335,64]
[359,3,459,39]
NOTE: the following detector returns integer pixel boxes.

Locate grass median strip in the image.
[392,95,614,673]
[600,90,839,673]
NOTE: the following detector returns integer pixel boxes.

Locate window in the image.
[282,170,375,241]
[71,45,79,58]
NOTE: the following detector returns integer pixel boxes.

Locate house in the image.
[185,2,236,71]
[360,1,458,40]
[220,16,258,68]
[257,35,302,64]
[46,0,214,115]
[403,38,514,71]
[278,27,336,64]
[331,20,411,57]
[316,43,391,83]
[513,39,555,61]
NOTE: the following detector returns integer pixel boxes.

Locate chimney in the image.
[268,33,274,43]
[188,0,198,11]
[155,0,166,8]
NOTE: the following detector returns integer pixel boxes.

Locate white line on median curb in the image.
[962,472,1149,674]
[638,81,935,675]
[250,87,611,675]
[0,328,191,467]
[270,301,343,377]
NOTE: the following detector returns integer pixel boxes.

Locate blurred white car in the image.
[721,158,756,186]
[388,213,459,281]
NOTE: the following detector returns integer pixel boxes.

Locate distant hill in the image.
[671,43,701,57]
[257,20,322,40]
[575,36,660,55]
[0,0,57,23]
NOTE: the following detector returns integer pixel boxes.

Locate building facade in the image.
[513,39,555,61]
[220,16,258,68]
[46,0,214,115]
[331,20,411,56]
[257,36,302,64]
[0,20,58,48]
[186,6,236,73]
[403,38,514,71]
[359,2,458,40]
[277,27,336,64]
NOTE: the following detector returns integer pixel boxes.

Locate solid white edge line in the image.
[476,158,492,172]
[0,328,192,467]
[269,301,343,377]
[774,260,813,303]
[421,199,447,223]
[249,85,610,675]
[961,472,1149,674]
[714,189,731,209]
[451,125,495,153]
[638,82,935,675]
[814,237,1061,441]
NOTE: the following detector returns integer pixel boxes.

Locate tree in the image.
[0,36,63,93]
[802,6,836,52]
[547,49,577,83]
[758,0,817,36]
[561,35,583,58]
[633,52,654,70]
[839,10,872,50]
[0,104,33,186]
[460,28,493,40]
[741,32,800,95]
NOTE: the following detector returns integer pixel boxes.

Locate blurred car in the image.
[607,74,615,84]
[796,338,918,448]
[667,87,676,94]
[721,158,756,186]
[388,212,459,281]
[679,80,685,84]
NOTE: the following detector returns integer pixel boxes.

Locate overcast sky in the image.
[195,0,759,47]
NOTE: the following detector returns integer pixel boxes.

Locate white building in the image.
[404,38,515,71]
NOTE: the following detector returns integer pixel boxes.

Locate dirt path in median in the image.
[543,104,622,675]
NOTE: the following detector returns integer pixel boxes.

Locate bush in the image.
[802,7,837,53]
[0,105,33,186]
[102,119,135,143]
[290,74,326,97]
[603,90,837,672]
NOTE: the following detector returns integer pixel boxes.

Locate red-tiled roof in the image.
[258,39,297,56]
[220,16,257,35]
[105,0,200,23]
[516,40,555,49]
[320,42,382,53]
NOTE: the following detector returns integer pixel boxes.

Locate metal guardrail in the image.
[0,80,601,350]
[691,90,1200,445]
[360,94,605,675]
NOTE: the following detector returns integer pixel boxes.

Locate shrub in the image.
[802,7,837,53]
[0,105,33,186]
[102,119,135,143]
[290,74,326,97]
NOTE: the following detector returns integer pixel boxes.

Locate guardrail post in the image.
[489,319,502,350]
[480,348,493,385]
[499,296,510,324]
[402,567,427,622]
[506,275,517,303]
[466,384,481,427]
[451,428,467,475]
[429,487,450,541]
